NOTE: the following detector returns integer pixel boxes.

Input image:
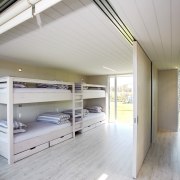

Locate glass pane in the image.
[109,77,115,122]
[116,75,133,125]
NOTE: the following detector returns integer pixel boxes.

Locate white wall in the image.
[133,42,151,178]
[158,69,178,132]
[0,60,85,82]
[0,60,86,121]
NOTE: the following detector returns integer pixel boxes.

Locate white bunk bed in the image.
[0,77,75,164]
[75,83,107,133]
[75,83,106,99]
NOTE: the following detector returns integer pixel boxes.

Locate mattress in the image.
[83,112,106,121]
[76,90,105,94]
[15,121,71,143]
[0,88,71,93]
[0,121,71,144]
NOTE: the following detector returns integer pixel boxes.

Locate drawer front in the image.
[96,120,105,127]
[75,123,83,131]
[50,133,73,147]
[82,124,96,133]
[14,143,49,162]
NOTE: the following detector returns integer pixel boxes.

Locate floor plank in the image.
[138,132,180,180]
[1,124,179,180]
[0,123,133,180]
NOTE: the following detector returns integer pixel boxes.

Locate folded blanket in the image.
[37,112,70,125]
[0,120,27,134]
[0,126,26,134]
[75,83,88,90]
[36,83,69,90]
[0,120,27,129]
[13,82,27,88]
[86,106,102,113]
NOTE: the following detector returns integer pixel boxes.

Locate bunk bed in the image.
[74,83,107,133]
[0,77,75,164]
[75,83,106,99]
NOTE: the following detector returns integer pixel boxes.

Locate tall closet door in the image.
[132,42,152,178]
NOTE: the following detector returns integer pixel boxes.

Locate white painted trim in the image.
[34,0,63,15]
[7,77,14,164]
[115,76,117,121]
[0,0,31,25]
[0,8,33,35]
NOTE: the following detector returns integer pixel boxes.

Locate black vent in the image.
[0,0,17,13]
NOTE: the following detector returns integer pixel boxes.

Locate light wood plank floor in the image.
[0,124,179,180]
[0,123,133,180]
[138,132,180,180]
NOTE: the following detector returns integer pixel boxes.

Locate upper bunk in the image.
[0,77,74,104]
[75,83,106,99]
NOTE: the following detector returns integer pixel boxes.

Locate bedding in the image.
[37,112,70,125]
[0,121,72,144]
[36,83,69,90]
[86,106,102,113]
[83,112,106,121]
[0,126,26,134]
[0,120,27,134]
[0,120,27,129]
[75,83,88,90]
[63,109,89,117]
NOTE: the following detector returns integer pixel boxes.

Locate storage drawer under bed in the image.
[82,124,96,133]
[14,142,49,162]
[96,120,105,127]
[50,133,73,147]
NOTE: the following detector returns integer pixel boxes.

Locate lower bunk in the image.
[75,112,106,133]
[0,121,73,162]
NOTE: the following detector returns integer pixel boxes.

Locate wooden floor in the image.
[0,124,179,180]
[138,132,180,180]
[0,123,133,180]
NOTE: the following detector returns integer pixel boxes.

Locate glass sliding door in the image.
[109,75,133,125]
[117,76,133,125]
[109,76,115,122]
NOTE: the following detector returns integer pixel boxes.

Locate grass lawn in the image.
[110,102,133,125]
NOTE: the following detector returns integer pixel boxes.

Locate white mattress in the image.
[15,121,71,143]
[76,90,105,93]
[0,121,71,144]
[0,88,71,93]
[83,112,106,121]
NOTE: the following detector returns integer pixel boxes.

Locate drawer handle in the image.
[60,136,64,138]
[30,147,36,150]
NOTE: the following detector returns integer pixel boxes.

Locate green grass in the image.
[110,102,133,125]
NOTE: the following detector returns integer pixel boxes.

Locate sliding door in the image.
[133,42,151,178]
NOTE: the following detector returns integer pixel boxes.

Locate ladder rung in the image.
[75,121,83,124]
[75,100,83,103]
[75,93,83,96]
[75,107,83,110]
[75,127,83,132]
[75,114,83,117]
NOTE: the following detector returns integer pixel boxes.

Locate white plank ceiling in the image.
[0,0,178,75]
[0,0,133,75]
[109,0,180,70]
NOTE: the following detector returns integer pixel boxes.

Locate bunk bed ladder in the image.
[74,83,83,133]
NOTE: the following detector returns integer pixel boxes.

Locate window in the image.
[109,75,133,125]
